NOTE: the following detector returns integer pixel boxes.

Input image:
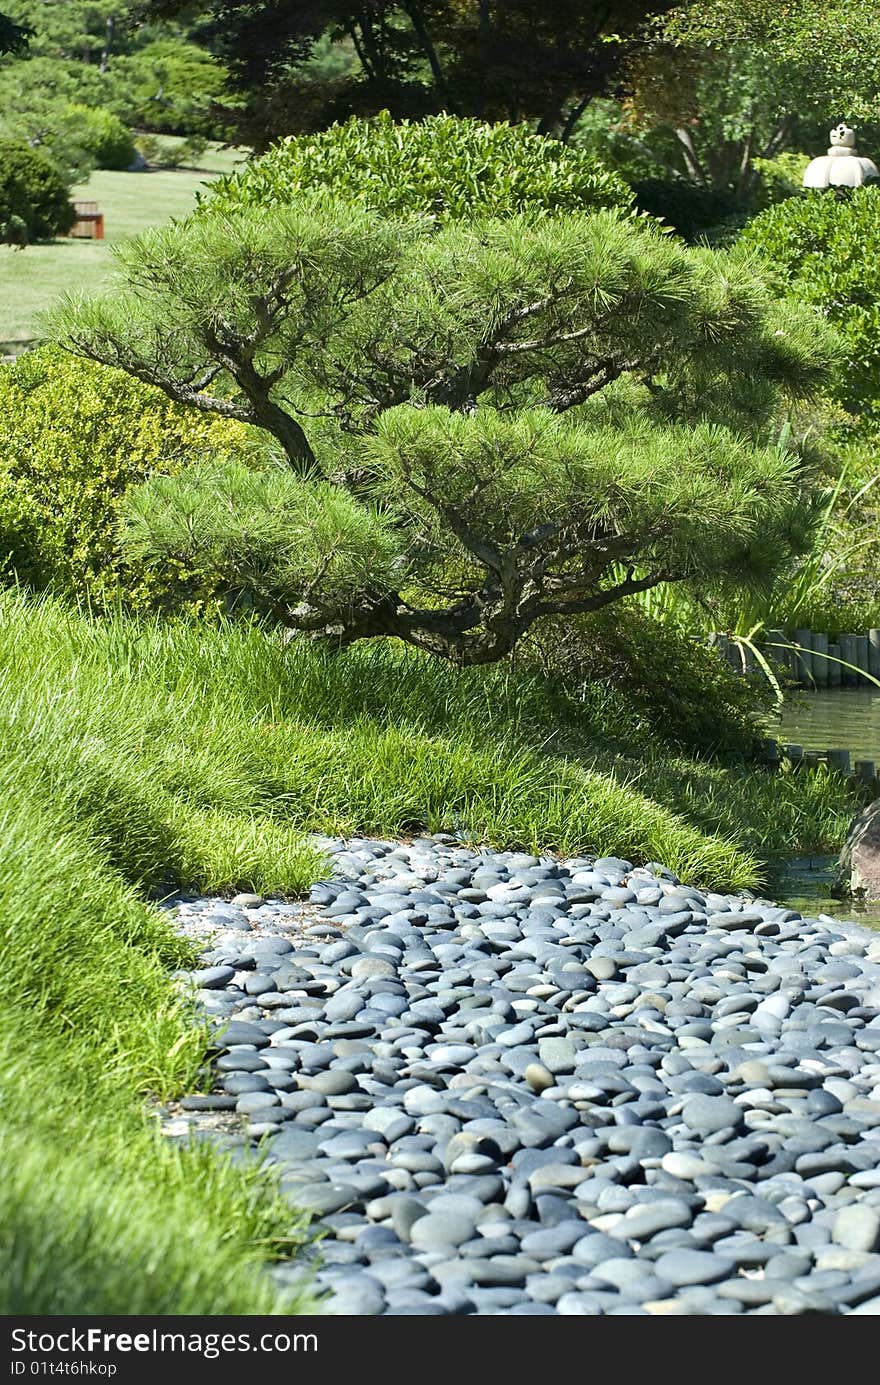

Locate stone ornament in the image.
[803,122,879,189]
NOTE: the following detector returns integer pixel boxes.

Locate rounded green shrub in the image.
[64,105,136,171]
[0,346,253,608]
[205,112,634,224]
[739,187,880,416]
[0,139,73,241]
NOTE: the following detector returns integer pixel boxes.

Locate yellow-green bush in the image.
[0,345,253,608]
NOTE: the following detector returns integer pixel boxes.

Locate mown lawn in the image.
[0,143,246,350]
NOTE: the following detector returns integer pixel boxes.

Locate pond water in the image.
[769,854,880,930]
[769,688,880,762]
[765,688,880,925]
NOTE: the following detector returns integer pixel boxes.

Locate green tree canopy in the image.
[622,0,880,199]
[143,0,679,147]
[0,2,230,137]
[55,193,838,664]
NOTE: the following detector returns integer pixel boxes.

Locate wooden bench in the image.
[69,201,105,240]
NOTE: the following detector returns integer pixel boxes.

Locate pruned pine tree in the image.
[56,199,837,665]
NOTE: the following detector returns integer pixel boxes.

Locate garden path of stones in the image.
[165,834,880,1316]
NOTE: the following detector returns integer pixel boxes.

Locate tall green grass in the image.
[0,593,764,889]
[0,591,859,1312]
[0,756,316,1314]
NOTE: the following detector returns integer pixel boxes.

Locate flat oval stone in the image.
[680,1094,743,1135]
[410,1211,477,1251]
[654,1250,735,1287]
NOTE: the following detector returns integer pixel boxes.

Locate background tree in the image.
[55,186,837,664]
[620,0,880,203]
[0,1,231,140]
[143,0,678,147]
[741,188,880,421]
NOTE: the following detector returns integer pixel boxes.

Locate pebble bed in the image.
[164,834,880,1316]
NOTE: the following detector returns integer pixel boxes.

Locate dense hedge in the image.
[0,139,73,243]
[204,112,635,224]
[739,187,880,416]
[0,347,252,607]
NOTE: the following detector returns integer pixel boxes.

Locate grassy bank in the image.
[0,143,245,350]
[0,760,317,1313]
[0,592,860,1312]
[0,594,758,892]
[0,592,859,894]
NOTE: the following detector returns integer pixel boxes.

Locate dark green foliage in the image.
[206,113,634,224]
[739,188,880,417]
[9,102,138,182]
[0,3,231,141]
[0,7,30,53]
[632,177,742,239]
[0,138,72,240]
[528,604,774,757]
[115,38,231,136]
[141,0,677,149]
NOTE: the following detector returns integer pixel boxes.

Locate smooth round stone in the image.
[680,1094,743,1135]
[363,1108,414,1142]
[497,1022,536,1047]
[209,914,251,932]
[555,1293,608,1316]
[179,1093,237,1111]
[586,958,617,982]
[350,957,397,980]
[520,1222,586,1259]
[608,1128,672,1159]
[610,1200,694,1242]
[654,1250,735,1287]
[235,1091,280,1114]
[570,1233,631,1270]
[410,1211,477,1252]
[833,1205,880,1254]
[661,1152,708,1181]
[537,1038,579,1073]
[190,965,236,989]
[300,1070,359,1096]
[324,993,365,1023]
[469,1256,539,1287]
[524,1063,555,1094]
[734,1060,772,1087]
[327,1276,386,1315]
[385,1196,428,1243]
[215,1022,270,1049]
[428,1044,478,1066]
[293,1183,362,1215]
[226,1070,276,1098]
